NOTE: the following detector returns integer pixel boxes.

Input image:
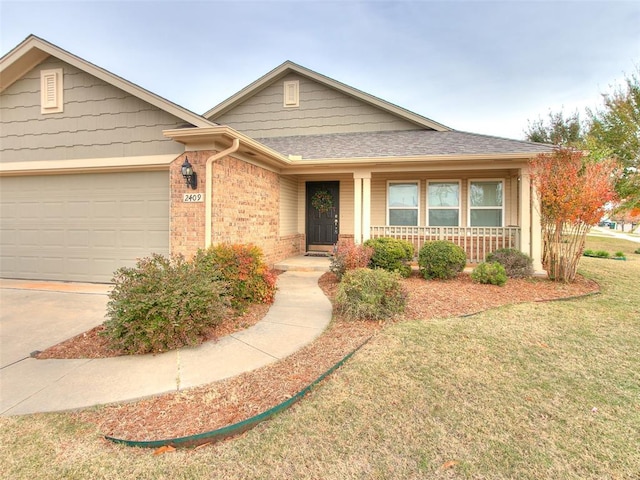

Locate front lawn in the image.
[1,236,638,479]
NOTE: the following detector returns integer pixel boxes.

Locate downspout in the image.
[205,138,240,248]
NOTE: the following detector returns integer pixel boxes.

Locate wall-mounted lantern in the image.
[181,158,197,189]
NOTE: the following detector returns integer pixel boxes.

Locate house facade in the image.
[0,35,551,283]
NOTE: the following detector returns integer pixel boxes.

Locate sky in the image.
[1,0,639,140]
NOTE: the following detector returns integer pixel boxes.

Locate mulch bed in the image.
[59,271,599,444]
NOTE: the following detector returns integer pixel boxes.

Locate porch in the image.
[369,226,521,264]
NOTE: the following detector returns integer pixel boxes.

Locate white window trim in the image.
[387,180,420,226]
[467,179,505,227]
[40,68,64,114]
[283,80,299,107]
[426,180,461,227]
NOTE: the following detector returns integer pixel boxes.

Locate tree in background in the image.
[587,68,640,211]
[530,148,618,283]
[525,110,584,147]
[525,68,640,217]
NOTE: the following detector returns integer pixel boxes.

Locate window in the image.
[469,180,503,226]
[40,69,63,114]
[283,80,299,107]
[388,182,419,226]
[427,181,460,226]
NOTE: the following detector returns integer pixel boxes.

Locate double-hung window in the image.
[469,180,503,226]
[388,181,419,226]
[427,181,460,226]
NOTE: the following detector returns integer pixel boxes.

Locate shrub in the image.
[103,254,230,355]
[486,248,533,278]
[614,251,625,258]
[471,262,508,286]
[335,268,407,321]
[363,237,415,277]
[635,248,640,254]
[583,249,610,258]
[418,240,466,280]
[330,241,374,280]
[194,244,277,311]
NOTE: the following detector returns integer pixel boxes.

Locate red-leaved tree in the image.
[530,148,618,282]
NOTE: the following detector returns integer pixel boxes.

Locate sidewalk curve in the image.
[0,271,331,416]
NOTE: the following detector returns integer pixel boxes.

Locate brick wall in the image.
[170,151,305,265]
[170,151,209,257]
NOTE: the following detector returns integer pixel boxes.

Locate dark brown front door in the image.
[306,181,339,251]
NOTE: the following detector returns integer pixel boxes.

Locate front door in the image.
[306,181,339,251]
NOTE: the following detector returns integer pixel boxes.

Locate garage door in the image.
[0,171,170,283]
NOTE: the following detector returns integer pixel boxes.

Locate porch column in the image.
[530,184,544,273]
[354,176,362,244]
[520,168,544,273]
[519,170,532,259]
[353,170,372,244]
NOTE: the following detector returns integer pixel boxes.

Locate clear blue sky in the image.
[1,0,639,140]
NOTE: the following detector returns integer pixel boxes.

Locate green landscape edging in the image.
[105,337,372,449]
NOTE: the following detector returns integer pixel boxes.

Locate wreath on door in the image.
[311,190,334,214]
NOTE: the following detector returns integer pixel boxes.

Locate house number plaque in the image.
[183,193,204,203]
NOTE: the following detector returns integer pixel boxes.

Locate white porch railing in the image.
[369,226,521,263]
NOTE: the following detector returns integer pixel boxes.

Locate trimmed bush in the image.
[330,241,374,280]
[194,244,277,311]
[363,237,415,278]
[103,254,230,355]
[583,249,610,259]
[418,240,466,280]
[471,262,508,286]
[486,248,533,278]
[335,268,407,321]
[634,248,640,254]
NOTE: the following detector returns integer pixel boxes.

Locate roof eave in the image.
[163,125,293,169]
[281,152,540,174]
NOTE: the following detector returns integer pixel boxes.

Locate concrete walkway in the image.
[0,263,331,416]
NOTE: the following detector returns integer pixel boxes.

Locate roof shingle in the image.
[258,130,553,159]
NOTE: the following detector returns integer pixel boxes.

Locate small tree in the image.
[530,148,618,282]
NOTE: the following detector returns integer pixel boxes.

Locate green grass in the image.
[1,237,639,479]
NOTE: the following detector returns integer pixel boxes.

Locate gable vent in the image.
[40,69,64,114]
[283,80,299,107]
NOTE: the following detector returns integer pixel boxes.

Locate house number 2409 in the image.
[183,193,204,203]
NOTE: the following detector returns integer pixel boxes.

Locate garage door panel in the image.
[21,202,42,219]
[41,229,66,245]
[0,171,170,283]
[68,201,91,218]
[19,229,42,246]
[68,229,90,246]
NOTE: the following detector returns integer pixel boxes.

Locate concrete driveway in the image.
[0,280,110,369]
[0,270,332,415]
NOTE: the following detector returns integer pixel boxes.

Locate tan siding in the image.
[0,57,186,163]
[279,176,299,235]
[340,177,354,236]
[214,73,418,138]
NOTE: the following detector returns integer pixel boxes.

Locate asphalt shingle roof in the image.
[258,130,553,160]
